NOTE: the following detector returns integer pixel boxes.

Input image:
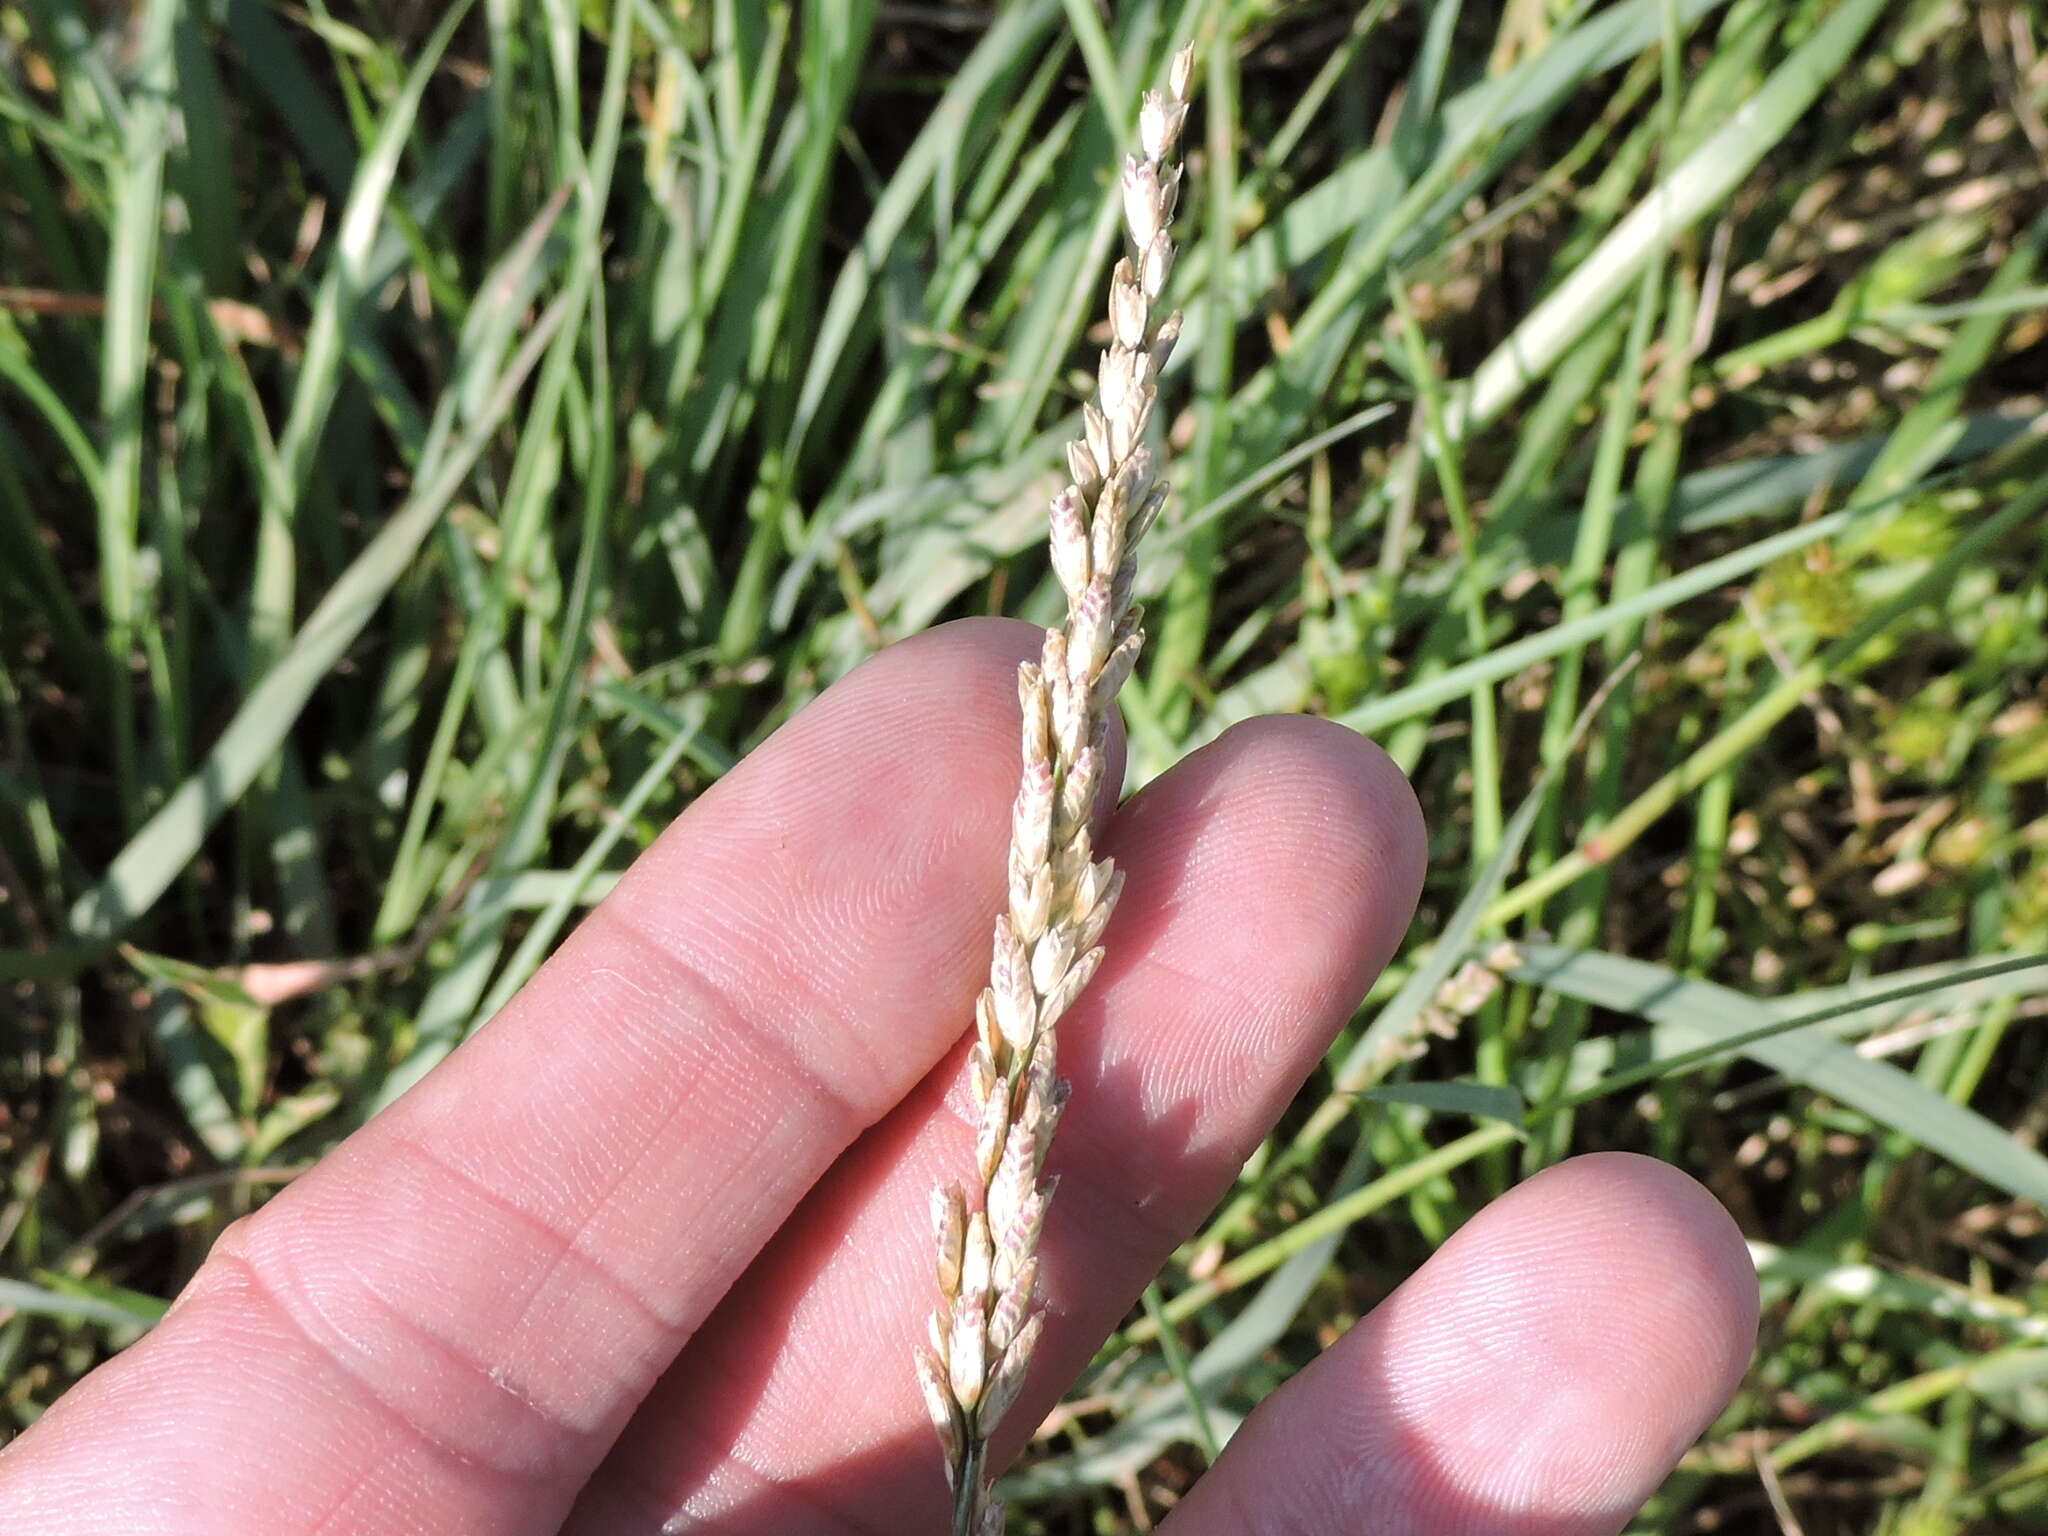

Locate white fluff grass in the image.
[920,44,1197,1536]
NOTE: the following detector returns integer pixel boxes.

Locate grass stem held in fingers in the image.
[918,44,1197,1536]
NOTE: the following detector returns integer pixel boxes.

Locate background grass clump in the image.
[3,0,2046,1530]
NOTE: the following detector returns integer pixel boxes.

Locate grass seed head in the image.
[926,40,1199,1535]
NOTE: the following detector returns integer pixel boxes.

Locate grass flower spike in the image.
[921,44,1196,1536]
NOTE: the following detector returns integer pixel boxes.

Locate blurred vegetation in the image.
[2,0,2046,1531]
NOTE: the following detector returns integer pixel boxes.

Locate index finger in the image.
[0,621,1094,1536]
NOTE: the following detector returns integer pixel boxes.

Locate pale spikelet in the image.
[1109,261,1149,350]
[1057,745,1101,833]
[1010,760,1054,867]
[1128,481,1170,547]
[980,1310,1045,1433]
[919,1346,961,1472]
[988,1257,1037,1354]
[1139,88,1188,164]
[974,1087,1009,1185]
[987,1132,1039,1243]
[990,1179,1052,1294]
[1140,232,1173,300]
[1083,402,1114,475]
[1010,862,1053,943]
[926,42,1196,1536]
[948,1290,988,1410]
[990,918,1035,1052]
[1028,926,1073,996]
[962,1212,995,1301]
[1050,673,1089,762]
[1121,155,1166,250]
[934,1185,966,1294]
[968,1039,999,1103]
[1370,943,1528,1075]
[1017,663,1051,760]
[1047,488,1091,600]
[1076,878,1122,951]
[1037,945,1104,1030]
[1065,438,1102,495]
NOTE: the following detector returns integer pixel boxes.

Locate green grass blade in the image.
[95,0,177,826]
[68,284,577,942]
[1517,945,2048,1207]
[1459,0,1890,432]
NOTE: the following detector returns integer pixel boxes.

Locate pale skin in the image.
[0,621,1759,1535]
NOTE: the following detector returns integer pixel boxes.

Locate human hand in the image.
[0,622,1757,1535]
